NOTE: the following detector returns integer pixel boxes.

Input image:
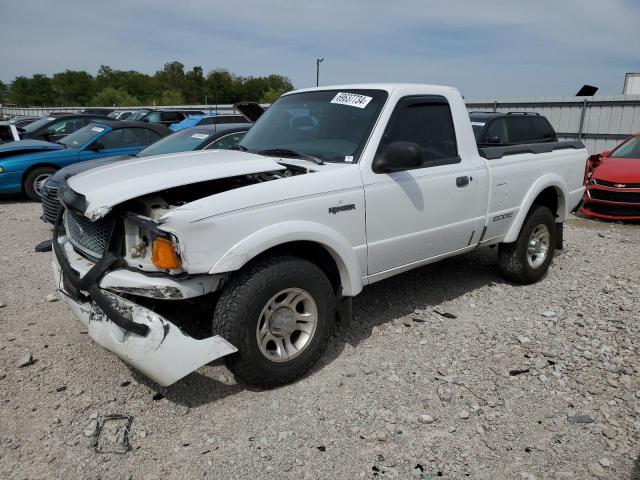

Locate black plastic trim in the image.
[58,182,87,214]
[478,141,584,160]
[53,209,150,337]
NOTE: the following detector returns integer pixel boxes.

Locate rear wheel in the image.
[498,205,556,284]
[24,166,56,202]
[212,255,335,388]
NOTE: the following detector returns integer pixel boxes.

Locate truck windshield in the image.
[239,89,388,163]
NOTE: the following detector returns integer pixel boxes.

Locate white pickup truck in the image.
[52,84,587,388]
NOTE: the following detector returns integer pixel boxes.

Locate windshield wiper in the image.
[256,148,324,165]
[231,144,248,152]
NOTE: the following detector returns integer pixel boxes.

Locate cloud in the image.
[0,0,638,97]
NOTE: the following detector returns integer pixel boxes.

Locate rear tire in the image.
[24,166,56,202]
[498,205,556,284]
[212,255,335,388]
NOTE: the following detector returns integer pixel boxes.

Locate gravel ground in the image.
[1,198,639,480]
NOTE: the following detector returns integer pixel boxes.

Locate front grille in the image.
[584,203,640,217]
[595,179,640,188]
[64,209,114,260]
[41,186,61,224]
[590,189,640,203]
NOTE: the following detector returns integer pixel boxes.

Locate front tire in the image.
[212,255,335,388]
[24,166,56,202]
[497,205,556,284]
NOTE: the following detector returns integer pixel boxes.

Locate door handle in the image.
[456,176,470,187]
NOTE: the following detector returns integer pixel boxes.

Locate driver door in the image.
[363,96,482,277]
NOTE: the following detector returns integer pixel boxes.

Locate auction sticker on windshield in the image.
[191,133,209,139]
[91,127,105,133]
[331,92,372,109]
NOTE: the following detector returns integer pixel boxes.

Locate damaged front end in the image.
[51,191,237,387]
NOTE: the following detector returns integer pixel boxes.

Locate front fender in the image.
[210,221,364,296]
[503,174,567,243]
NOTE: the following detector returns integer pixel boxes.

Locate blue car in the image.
[0,120,170,200]
[169,113,249,131]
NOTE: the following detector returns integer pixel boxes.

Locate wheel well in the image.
[531,186,560,218]
[21,163,59,190]
[246,241,342,294]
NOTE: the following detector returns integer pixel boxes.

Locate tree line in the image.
[0,61,294,107]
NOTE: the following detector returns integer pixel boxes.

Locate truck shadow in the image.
[632,457,640,480]
[314,246,504,372]
[130,364,245,408]
[146,246,507,408]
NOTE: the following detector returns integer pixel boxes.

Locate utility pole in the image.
[316,58,324,87]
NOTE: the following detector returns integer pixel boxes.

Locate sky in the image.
[1,0,639,98]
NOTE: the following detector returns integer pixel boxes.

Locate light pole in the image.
[316,58,324,87]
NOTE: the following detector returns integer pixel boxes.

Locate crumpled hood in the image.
[593,157,640,184]
[66,150,286,219]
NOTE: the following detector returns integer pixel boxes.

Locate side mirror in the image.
[486,136,501,144]
[372,141,422,173]
[89,141,104,151]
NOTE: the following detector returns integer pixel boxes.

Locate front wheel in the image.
[497,205,557,284]
[212,255,335,388]
[24,166,56,202]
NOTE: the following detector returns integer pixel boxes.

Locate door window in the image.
[47,119,84,135]
[145,112,162,123]
[485,118,508,144]
[506,117,535,143]
[162,112,183,122]
[380,98,459,168]
[530,117,555,140]
[100,128,156,148]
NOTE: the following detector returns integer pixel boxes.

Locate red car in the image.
[580,133,640,221]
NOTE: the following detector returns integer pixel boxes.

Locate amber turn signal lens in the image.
[151,237,181,269]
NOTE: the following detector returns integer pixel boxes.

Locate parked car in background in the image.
[169,114,249,131]
[107,110,137,120]
[130,109,205,126]
[41,123,251,223]
[234,101,266,122]
[0,122,21,143]
[469,112,557,148]
[80,107,115,116]
[580,133,640,220]
[15,113,112,143]
[0,120,169,200]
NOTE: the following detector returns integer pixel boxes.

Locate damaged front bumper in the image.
[52,218,237,387]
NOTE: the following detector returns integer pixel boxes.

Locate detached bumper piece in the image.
[52,210,237,387]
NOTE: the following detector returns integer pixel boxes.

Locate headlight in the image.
[0,166,4,173]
